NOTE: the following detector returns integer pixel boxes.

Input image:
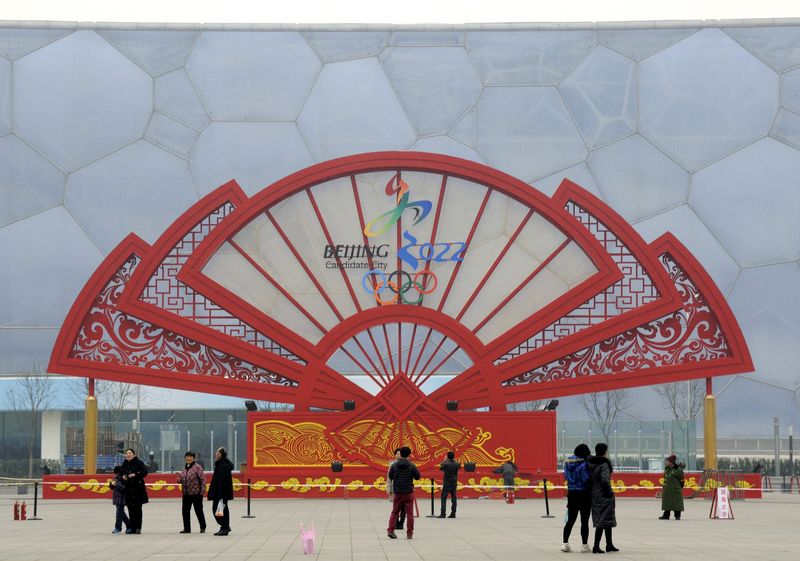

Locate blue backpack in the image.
[564,456,590,491]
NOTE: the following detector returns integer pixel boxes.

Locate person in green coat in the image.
[659,454,685,520]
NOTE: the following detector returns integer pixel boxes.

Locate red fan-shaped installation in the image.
[50,152,752,472]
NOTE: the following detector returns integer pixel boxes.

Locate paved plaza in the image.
[1,492,796,561]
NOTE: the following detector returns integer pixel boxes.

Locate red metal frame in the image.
[49,152,753,477]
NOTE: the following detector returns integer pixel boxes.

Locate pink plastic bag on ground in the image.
[300,522,315,555]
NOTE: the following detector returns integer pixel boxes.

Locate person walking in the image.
[177,451,207,533]
[588,443,619,554]
[561,443,592,553]
[438,451,460,518]
[207,447,234,536]
[387,448,406,531]
[120,448,148,534]
[387,446,420,540]
[109,465,130,534]
[659,454,685,520]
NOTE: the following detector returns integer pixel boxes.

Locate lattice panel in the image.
[139,203,305,364]
[503,253,731,386]
[70,254,299,386]
[494,201,659,364]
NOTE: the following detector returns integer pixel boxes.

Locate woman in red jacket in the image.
[177,451,206,533]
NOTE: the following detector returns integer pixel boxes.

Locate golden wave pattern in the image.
[253,421,343,467]
[254,419,516,467]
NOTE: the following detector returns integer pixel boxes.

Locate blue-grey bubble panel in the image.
[14,31,152,172]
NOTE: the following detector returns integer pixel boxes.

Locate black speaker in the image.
[464,462,476,472]
[331,461,344,472]
[343,400,356,411]
[446,400,458,411]
[244,400,257,412]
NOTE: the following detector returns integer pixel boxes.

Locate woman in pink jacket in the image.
[177,451,206,533]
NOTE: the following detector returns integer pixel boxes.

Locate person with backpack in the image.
[387,446,421,540]
[561,443,592,553]
[659,454,685,520]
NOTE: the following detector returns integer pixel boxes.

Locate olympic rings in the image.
[361,269,438,306]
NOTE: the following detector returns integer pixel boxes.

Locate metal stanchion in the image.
[425,478,437,517]
[28,480,42,521]
[541,478,554,518]
[241,478,255,518]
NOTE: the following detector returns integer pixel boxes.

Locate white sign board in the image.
[712,486,733,519]
[160,423,181,451]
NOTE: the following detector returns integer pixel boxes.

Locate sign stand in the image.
[709,486,734,519]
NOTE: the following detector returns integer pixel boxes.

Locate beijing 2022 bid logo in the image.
[358,174,466,305]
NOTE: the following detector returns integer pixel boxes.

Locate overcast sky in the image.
[2,0,798,24]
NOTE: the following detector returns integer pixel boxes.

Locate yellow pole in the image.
[85,379,98,475]
[703,377,717,470]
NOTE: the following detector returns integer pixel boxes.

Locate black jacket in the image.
[207,457,234,502]
[120,456,149,505]
[388,458,420,494]
[439,458,460,486]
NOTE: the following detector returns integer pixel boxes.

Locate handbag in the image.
[215,500,225,517]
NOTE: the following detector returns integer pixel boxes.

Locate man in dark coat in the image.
[387,446,420,540]
[588,442,619,554]
[659,454,685,520]
[207,446,234,536]
[438,450,460,518]
[120,448,148,534]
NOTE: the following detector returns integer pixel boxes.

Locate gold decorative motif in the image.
[253,421,346,467]
[253,419,516,468]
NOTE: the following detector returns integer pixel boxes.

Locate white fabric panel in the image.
[188,32,320,120]
[477,267,569,343]
[380,46,482,136]
[14,31,152,172]
[547,241,598,286]
[297,58,416,161]
[154,69,209,130]
[531,162,604,200]
[390,32,465,47]
[691,138,800,267]
[724,26,800,72]
[588,135,690,224]
[0,134,65,228]
[0,28,71,60]
[770,108,800,151]
[729,262,800,389]
[0,206,102,327]
[634,204,740,297]
[145,112,198,159]
[99,30,198,77]
[0,58,10,135]
[466,31,596,85]
[476,87,588,182]
[302,31,389,62]
[411,136,484,164]
[191,122,314,197]
[560,46,637,149]
[203,242,280,317]
[597,28,698,61]
[65,140,198,254]
[448,108,476,148]
[639,29,778,171]
[782,67,800,115]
